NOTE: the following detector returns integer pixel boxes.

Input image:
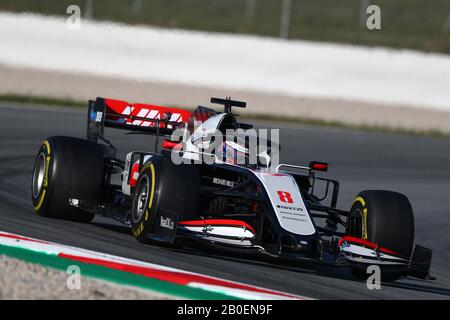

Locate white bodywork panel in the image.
[339,243,408,265]
[178,225,255,247]
[121,152,154,196]
[178,225,255,239]
[252,170,316,236]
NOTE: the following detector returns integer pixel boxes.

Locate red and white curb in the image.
[0,231,311,300]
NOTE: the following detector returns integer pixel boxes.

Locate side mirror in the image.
[258,150,271,168]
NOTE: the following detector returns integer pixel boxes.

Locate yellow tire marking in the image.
[34,140,51,211]
[133,223,144,237]
[352,196,366,208]
[34,190,46,211]
[148,163,156,210]
[132,163,155,236]
[362,207,368,240]
[44,156,50,188]
[43,140,51,154]
[352,196,368,240]
[140,162,152,174]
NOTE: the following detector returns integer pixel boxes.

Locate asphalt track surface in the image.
[1,103,450,299]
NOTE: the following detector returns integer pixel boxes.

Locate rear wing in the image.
[87,97,192,143]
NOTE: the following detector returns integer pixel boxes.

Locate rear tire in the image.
[346,190,415,281]
[31,136,106,223]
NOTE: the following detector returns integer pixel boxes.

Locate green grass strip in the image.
[0,94,85,108]
[0,244,239,300]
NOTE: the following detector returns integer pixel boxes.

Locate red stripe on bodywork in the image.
[129,163,140,187]
[311,163,328,171]
[338,236,398,256]
[179,219,256,235]
[162,140,183,150]
[58,253,298,298]
[104,98,191,126]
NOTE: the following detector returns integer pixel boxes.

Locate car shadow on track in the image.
[382,281,450,298]
[91,221,450,298]
[160,247,450,298]
[91,221,132,235]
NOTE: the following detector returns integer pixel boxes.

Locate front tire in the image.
[31,136,106,222]
[346,190,415,281]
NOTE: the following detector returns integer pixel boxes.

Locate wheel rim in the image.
[32,152,46,198]
[132,175,149,223]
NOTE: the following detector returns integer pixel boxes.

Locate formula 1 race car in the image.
[31,97,433,282]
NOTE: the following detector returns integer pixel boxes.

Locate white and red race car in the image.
[31,97,433,282]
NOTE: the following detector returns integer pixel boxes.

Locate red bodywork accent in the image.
[104,98,191,128]
[162,140,183,150]
[129,163,140,187]
[310,162,328,172]
[338,236,398,256]
[129,140,181,187]
[179,219,256,235]
[312,163,327,171]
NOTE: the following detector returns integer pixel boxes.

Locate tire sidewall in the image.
[130,159,161,242]
[31,136,105,222]
[350,190,414,259]
[130,156,200,243]
[347,190,415,281]
[31,140,53,214]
